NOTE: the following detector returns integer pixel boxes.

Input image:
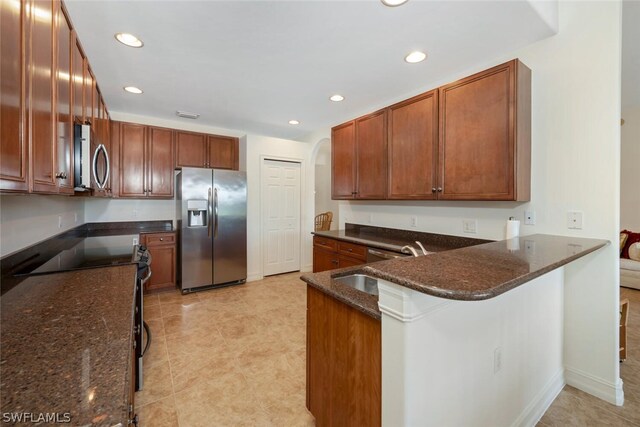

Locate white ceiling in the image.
[65,0,557,141]
[623,0,640,110]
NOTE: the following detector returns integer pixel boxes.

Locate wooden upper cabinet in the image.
[28,0,57,194]
[438,59,531,201]
[331,121,356,199]
[147,127,174,198]
[0,0,28,191]
[355,110,387,199]
[175,131,206,167]
[82,60,93,124]
[388,91,438,200]
[175,131,238,170]
[208,135,238,170]
[119,122,147,197]
[71,38,84,123]
[55,5,74,194]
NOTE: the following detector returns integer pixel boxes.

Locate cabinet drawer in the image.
[337,241,367,260]
[143,232,175,246]
[313,236,338,252]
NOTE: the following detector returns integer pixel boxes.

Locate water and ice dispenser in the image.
[187,200,208,227]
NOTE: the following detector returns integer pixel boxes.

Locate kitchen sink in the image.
[333,274,379,296]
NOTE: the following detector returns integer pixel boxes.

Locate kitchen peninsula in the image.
[301,233,609,427]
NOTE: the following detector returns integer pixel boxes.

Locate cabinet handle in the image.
[331,259,338,265]
[159,238,163,241]
[347,248,352,252]
[432,187,436,193]
[437,187,443,192]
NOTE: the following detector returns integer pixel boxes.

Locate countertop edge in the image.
[300,272,381,320]
[363,239,609,301]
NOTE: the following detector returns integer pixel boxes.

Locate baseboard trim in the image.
[247,273,263,282]
[565,366,624,406]
[512,369,565,427]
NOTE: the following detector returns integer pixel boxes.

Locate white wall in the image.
[0,195,84,257]
[621,106,640,231]
[84,198,176,223]
[314,139,339,230]
[341,0,623,405]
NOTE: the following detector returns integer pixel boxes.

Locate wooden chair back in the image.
[314,212,333,231]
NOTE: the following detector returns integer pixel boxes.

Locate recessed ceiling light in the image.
[115,33,144,48]
[288,120,300,125]
[404,51,427,63]
[381,0,408,6]
[330,94,345,102]
[123,86,143,94]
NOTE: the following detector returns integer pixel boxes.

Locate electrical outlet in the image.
[524,210,536,225]
[57,215,62,229]
[74,212,78,223]
[462,219,477,234]
[567,211,583,229]
[494,347,503,374]
[410,216,418,228]
[368,214,373,224]
[132,237,139,246]
[133,209,138,219]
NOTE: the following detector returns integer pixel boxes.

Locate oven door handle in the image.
[142,321,151,356]
[141,268,152,285]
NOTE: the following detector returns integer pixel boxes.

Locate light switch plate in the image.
[567,211,583,229]
[410,216,418,228]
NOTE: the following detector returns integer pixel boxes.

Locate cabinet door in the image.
[208,135,237,170]
[141,236,176,292]
[147,126,174,198]
[439,61,517,200]
[331,121,356,199]
[355,110,387,199]
[83,60,92,124]
[109,121,120,197]
[119,122,147,197]
[29,0,57,193]
[55,6,74,194]
[313,247,338,273]
[0,0,28,191]
[175,131,206,168]
[71,38,84,123]
[388,91,438,199]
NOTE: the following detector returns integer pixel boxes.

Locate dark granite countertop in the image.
[313,223,491,254]
[0,264,137,426]
[301,234,609,319]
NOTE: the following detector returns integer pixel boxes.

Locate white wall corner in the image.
[526,0,559,34]
[564,366,624,406]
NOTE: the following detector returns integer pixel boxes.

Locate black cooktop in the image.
[14,234,139,276]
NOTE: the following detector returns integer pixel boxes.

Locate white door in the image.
[262,159,301,276]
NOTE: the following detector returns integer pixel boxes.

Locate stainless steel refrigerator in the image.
[176,168,247,292]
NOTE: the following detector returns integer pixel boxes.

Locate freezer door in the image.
[180,168,214,290]
[213,170,247,285]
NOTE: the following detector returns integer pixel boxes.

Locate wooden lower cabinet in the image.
[312,236,367,273]
[307,286,381,427]
[140,232,176,293]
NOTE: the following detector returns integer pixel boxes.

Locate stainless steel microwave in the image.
[73,124,109,192]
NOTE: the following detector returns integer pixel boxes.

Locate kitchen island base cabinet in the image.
[306,286,381,427]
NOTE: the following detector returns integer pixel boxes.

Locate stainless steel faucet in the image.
[401,245,419,257]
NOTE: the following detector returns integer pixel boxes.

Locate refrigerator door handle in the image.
[214,187,219,238]
[207,187,213,237]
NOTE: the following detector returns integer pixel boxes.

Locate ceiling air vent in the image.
[176,111,200,119]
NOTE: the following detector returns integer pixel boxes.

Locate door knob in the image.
[431,187,436,193]
[437,187,443,192]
